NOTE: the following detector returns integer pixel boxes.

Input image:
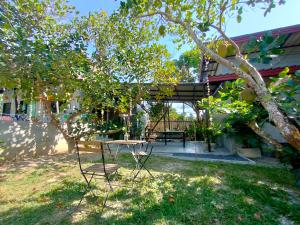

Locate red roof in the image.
[232,24,300,44]
[208,65,300,83]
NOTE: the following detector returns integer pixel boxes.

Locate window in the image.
[2,103,11,115]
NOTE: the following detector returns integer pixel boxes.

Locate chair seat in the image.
[132,151,149,156]
[83,163,119,174]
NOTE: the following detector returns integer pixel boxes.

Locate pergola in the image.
[145,82,220,152]
[148,82,221,103]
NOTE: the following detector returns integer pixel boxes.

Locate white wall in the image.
[0,121,69,161]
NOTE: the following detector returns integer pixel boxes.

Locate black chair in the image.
[131,142,154,181]
[75,140,119,208]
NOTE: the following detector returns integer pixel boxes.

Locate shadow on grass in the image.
[1,153,299,225]
[2,171,298,225]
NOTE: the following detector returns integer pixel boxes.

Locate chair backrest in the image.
[75,140,105,172]
[147,134,157,143]
[76,140,103,153]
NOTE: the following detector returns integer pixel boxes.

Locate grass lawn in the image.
[0,153,299,225]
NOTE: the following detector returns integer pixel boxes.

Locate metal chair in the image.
[131,142,154,181]
[75,140,119,208]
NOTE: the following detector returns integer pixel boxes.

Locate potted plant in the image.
[123,127,129,141]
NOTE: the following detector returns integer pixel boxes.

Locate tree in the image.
[174,49,201,83]
[87,11,178,112]
[0,0,91,150]
[121,0,300,151]
[0,0,179,150]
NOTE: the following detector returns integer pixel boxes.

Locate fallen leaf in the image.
[215,204,224,210]
[216,169,225,177]
[168,195,175,204]
[38,196,50,203]
[55,202,62,208]
[254,212,261,220]
[237,215,244,221]
[212,218,220,224]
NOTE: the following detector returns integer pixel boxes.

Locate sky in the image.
[68,0,300,116]
[69,0,300,59]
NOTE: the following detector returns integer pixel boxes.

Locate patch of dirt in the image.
[0,154,75,172]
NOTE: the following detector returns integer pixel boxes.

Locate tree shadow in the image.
[1,153,299,224]
[0,121,63,162]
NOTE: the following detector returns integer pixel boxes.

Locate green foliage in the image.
[244,32,287,64]
[149,103,165,120]
[199,79,259,125]
[186,121,206,140]
[279,146,300,169]
[269,68,300,125]
[232,124,262,148]
[174,49,201,82]
[198,78,269,144]
[131,111,145,138]
[0,0,87,102]
[0,0,181,138]
[121,0,284,55]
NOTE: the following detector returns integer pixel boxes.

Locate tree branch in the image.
[247,120,283,149]
[210,24,242,57]
[140,11,257,88]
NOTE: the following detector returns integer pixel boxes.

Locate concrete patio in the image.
[151,141,231,155]
[107,140,254,164]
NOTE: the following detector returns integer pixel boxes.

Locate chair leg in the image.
[77,188,88,208]
[79,173,98,203]
[132,156,143,181]
[143,166,154,178]
[105,173,114,191]
[132,151,154,180]
[102,191,110,211]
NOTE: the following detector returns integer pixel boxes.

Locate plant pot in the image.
[124,133,129,141]
[237,147,261,159]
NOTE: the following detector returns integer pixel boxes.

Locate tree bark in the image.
[247,120,283,149]
[258,96,300,150]
[43,100,76,152]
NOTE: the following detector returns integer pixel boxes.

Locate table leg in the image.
[165,132,167,145]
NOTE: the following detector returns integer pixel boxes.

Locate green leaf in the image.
[197,22,210,32]
[237,15,242,23]
[287,79,295,87]
[238,7,243,15]
[158,25,166,36]
[279,67,289,78]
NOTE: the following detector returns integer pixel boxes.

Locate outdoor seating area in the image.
[0,0,300,224]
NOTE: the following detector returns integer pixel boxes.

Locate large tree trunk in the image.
[43,100,76,152]
[258,95,300,150]
[247,120,283,149]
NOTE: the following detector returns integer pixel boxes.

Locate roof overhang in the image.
[148,82,221,102]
